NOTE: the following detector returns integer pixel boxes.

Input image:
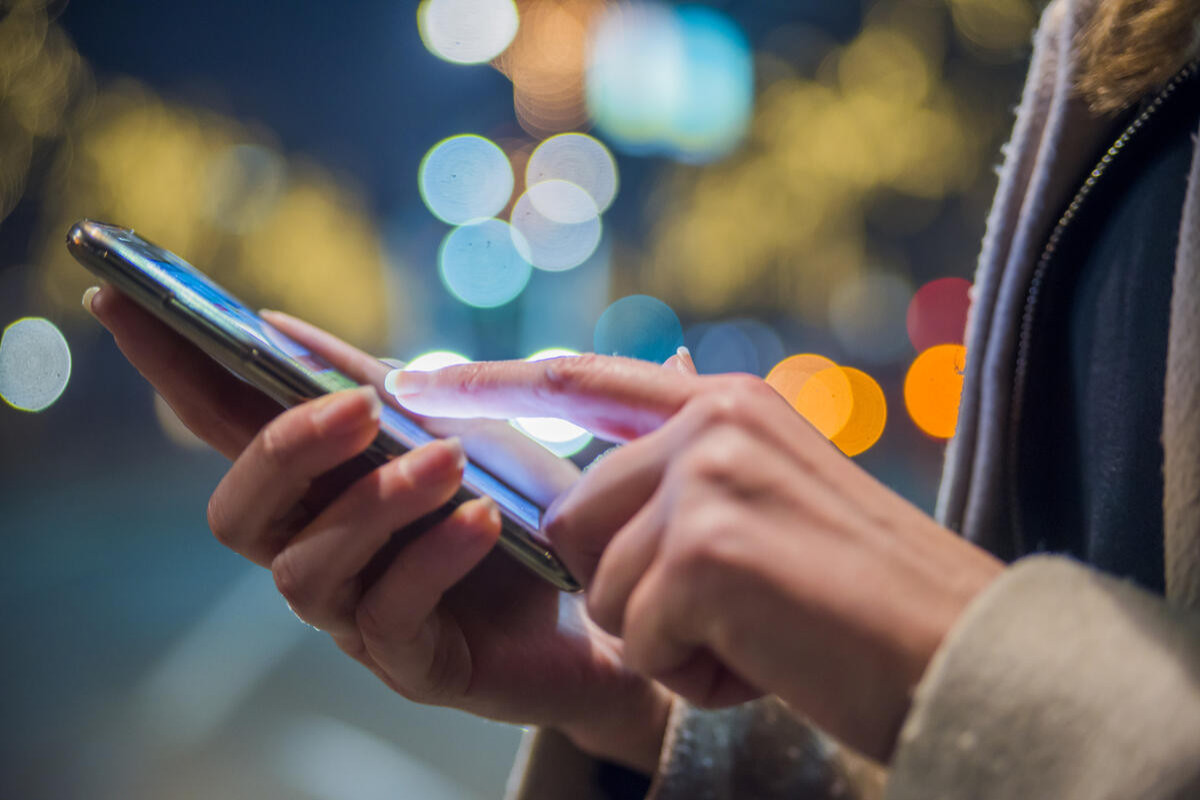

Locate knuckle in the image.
[675,445,719,482]
[533,354,593,402]
[380,457,420,497]
[673,428,753,487]
[727,373,776,402]
[455,362,494,396]
[670,507,745,584]
[720,372,767,399]
[379,450,457,501]
[687,392,741,429]
[258,420,293,472]
[355,596,396,646]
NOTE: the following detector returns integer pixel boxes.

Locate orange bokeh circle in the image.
[904,344,967,439]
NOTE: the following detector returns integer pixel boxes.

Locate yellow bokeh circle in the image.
[830,368,887,457]
[793,365,854,439]
[765,353,837,405]
[766,355,887,455]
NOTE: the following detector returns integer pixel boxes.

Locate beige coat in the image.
[508,0,1200,796]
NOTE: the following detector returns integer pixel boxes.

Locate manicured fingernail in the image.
[313,385,381,436]
[385,368,431,397]
[82,286,100,316]
[400,436,466,482]
[673,346,697,374]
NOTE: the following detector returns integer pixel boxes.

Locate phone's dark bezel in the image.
[67,219,581,593]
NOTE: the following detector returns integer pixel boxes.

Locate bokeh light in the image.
[0,317,72,412]
[947,0,1037,59]
[731,318,786,377]
[792,365,854,440]
[512,347,593,457]
[829,367,887,457]
[765,353,838,407]
[907,277,972,353]
[593,294,683,363]
[491,0,605,139]
[33,79,391,348]
[438,219,533,308]
[0,0,86,226]
[0,2,1047,796]
[693,322,758,375]
[688,318,786,378]
[203,143,288,233]
[766,355,887,455]
[526,179,600,224]
[905,343,967,439]
[419,135,514,225]
[639,4,996,321]
[417,0,520,65]
[526,133,618,215]
[586,3,753,162]
[510,181,602,271]
[829,270,914,364]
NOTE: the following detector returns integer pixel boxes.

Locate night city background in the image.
[0,0,1037,796]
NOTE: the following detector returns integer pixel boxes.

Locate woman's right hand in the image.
[85,285,672,773]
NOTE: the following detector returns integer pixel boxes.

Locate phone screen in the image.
[107,230,359,390]
[88,224,547,542]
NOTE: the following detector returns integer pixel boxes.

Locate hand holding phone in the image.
[82,281,673,769]
[67,220,579,592]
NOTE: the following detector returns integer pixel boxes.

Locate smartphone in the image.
[67,219,581,593]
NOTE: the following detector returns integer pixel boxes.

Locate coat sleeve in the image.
[507,555,1200,799]
[885,554,1200,800]
[506,696,886,800]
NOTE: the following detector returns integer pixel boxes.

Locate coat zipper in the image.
[1007,59,1200,555]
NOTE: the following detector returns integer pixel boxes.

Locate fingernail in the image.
[312,385,381,436]
[672,346,697,375]
[399,436,466,482]
[479,496,501,528]
[385,368,430,397]
[82,286,100,317]
[444,436,467,472]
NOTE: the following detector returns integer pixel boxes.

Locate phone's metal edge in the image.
[68,220,582,593]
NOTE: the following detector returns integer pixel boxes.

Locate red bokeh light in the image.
[906,277,971,352]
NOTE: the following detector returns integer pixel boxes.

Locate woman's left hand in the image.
[387,354,1004,762]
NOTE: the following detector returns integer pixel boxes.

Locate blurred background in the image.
[0,0,1038,796]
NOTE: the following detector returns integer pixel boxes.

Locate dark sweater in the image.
[1016,68,1200,594]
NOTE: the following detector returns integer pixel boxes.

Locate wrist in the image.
[557,685,673,775]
